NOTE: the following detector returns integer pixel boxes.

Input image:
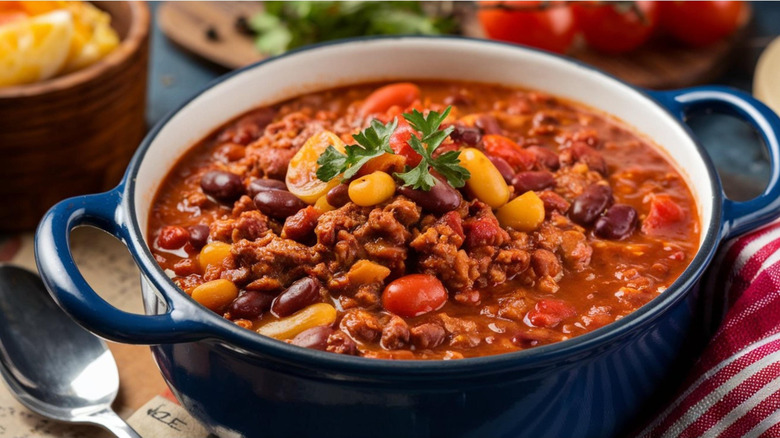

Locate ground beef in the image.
[326,330,358,355]
[340,309,382,343]
[232,234,320,287]
[210,210,270,243]
[381,316,410,350]
[410,323,447,349]
[242,110,332,179]
[439,314,480,348]
[411,211,473,291]
[316,197,420,278]
[560,230,592,271]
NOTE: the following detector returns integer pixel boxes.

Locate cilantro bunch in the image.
[316,106,470,191]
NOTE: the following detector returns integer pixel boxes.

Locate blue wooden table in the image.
[144,1,780,201]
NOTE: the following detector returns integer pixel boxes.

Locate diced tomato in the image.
[642,194,686,235]
[382,274,448,317]
[527,299,576,328]
[390,118,423,167]
[482,134,536,171]
[463,217,503,248]
[439,211,465,241]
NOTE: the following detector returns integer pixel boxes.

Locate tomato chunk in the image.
[527,299,576,328]
[382,274,448,317]
[389,118,423,167]
[361,82,420,116]
[642,194,685,235]
[482,134,536,171]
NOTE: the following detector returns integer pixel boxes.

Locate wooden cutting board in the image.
[158,1,751,90]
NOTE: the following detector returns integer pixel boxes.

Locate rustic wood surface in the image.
[158,1,263,70]
[0,1,150,231]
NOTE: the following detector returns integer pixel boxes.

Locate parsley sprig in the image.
[316,118,398,182]
[396,107,470,190]
[315,106,470,191]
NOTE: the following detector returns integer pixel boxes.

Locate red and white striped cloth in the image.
[641,222,780,438]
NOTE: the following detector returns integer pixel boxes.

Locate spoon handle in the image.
[87,408,143,438]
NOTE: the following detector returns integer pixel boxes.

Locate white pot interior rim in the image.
[126,37,723,365]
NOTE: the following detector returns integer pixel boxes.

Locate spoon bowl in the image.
[0,265,139,438]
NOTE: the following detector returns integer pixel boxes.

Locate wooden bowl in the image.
[0,1,150,231]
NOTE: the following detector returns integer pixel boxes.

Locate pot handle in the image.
[652,86,780,240]
[35,188,213,344]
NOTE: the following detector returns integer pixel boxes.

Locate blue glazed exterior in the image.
[34,37,780,438]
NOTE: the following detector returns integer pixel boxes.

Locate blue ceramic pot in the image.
[34,37,780,438]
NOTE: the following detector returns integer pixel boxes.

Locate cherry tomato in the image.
[286,130,345,204]
[360,82,420,116]
[660,1,744,47]
[389,118,423,167]
[478,1,577,54]
[382,274,448,317]
[572,2,659,54]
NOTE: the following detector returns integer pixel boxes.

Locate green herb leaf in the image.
[249,2,456,56]
[316,118,398,182]
[431,150,470,188]
[395,106,468,190]
[316,105,470,192]
[395,160,437,190]
[315,145,348,182]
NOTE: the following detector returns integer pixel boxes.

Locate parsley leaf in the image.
[249,2,457,56]
[316,118,398,182]
[395,106,470,190]
[395,159,437,190]
[315,105,470,192]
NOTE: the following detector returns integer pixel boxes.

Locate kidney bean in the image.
[229,291,275,319]
[156,226,189,250]
[475,114,502,135]
[271,277,322,317]
[511,171,555,194]
[487,155,516,184]
[571,142,607,175]
[248,178,287,197]
[594,204,638,240]
[325,184,350,208]
[450,125,482,146]
[200,170,244,202]
[527,146,560,170]
[187,224,210,249]
[254,190,307,219]
[570,184,613,226]
[397,177,461,215]
[290,326,334,351]
[283,206,320,243]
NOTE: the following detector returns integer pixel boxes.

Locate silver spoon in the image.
[0,265,141,438]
